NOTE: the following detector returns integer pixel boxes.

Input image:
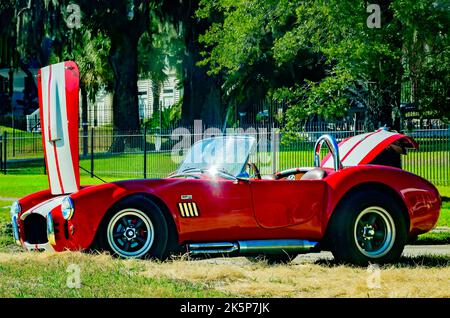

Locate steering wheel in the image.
[274,168,306,180]
[247,162,261,179]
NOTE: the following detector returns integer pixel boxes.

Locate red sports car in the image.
[10,62,441,265]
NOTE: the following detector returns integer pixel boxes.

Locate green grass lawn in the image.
[0,175,113,198]
[416,231,450,245]
[0,126,35,136]
[0,200,13,249]
[437,200,450,227]
[0,252,230,297]
[416,200,450,244]
[5,152,180,178]
[0,126,43,159]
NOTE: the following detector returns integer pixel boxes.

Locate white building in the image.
[137,75,182,119]
[86,74,182,127]
[25,73,181,131]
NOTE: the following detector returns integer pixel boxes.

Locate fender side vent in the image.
[178,202,199,218]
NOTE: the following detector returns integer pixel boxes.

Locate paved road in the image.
[402,244,450,256]
[196,245,450,266]
[291,244,450,263]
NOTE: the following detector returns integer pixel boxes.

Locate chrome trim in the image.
[238,239,317,254]
[188,242,239,254]
[314,134,342,171]
[187,239,317,255]
[61,196,74,220]
[107,208,155,258]
[20,210,32,221]
[23,242,55,252]
[353,206,396,258]
[46,212,56,246]
[10,201,21,218]
[11,214,21,245]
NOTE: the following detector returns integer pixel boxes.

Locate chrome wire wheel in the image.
[107,208,154,258]
[353,206,396,258]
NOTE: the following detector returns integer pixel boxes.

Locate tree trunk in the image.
[162,0,223,127]
[182,45,222,127]
[152,80,161,127]
[181,4,222,127]
[109,32,140,152]
[365,82,400,131]
[389,82,402,131]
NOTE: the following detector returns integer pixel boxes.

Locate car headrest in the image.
[300,168,327,180]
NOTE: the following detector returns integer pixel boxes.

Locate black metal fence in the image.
[0,122,449,185]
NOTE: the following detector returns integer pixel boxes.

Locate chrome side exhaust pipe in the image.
[238,239,317,254]
[188,242,239,254]
[187,239,317,255]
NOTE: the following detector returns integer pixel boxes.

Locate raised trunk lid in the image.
[322,129,418,169]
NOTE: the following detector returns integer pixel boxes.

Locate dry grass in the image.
[142,255,450,298]
[1,251,447,298]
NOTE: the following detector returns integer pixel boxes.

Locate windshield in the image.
[177,136,256,177]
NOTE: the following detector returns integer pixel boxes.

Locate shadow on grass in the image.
[313,254,450,268]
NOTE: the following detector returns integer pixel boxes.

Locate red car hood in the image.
[38,61,80,195]
[322,129,418,168]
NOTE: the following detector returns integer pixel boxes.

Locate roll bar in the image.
[314,134,343,171]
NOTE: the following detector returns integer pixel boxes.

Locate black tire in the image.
[96,195,169,259]
[407,234,418,244]
[327,190,407,266]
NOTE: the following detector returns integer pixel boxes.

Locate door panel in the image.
[250,180,327,229]
[166,179,256,241]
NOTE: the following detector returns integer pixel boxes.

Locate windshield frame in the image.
[176,135,257,177]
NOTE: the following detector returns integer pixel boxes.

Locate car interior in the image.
[248,163,327,181]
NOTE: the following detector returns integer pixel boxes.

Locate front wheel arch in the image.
[132,193,181,255]
[92,193,179,258]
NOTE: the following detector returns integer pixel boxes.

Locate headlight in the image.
[10,201,21,218]
[61,196,74,220]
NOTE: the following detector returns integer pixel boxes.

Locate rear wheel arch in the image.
[321,182,410,252]
[325,184,409,265]
[329,182,410,231]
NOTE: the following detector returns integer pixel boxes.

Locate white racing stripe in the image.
[41,65,62,194]
[40,62,78,194]
[322,132,373,168]
[52,62,78,193]
[342,130,396,166]
[322,130,399,168]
